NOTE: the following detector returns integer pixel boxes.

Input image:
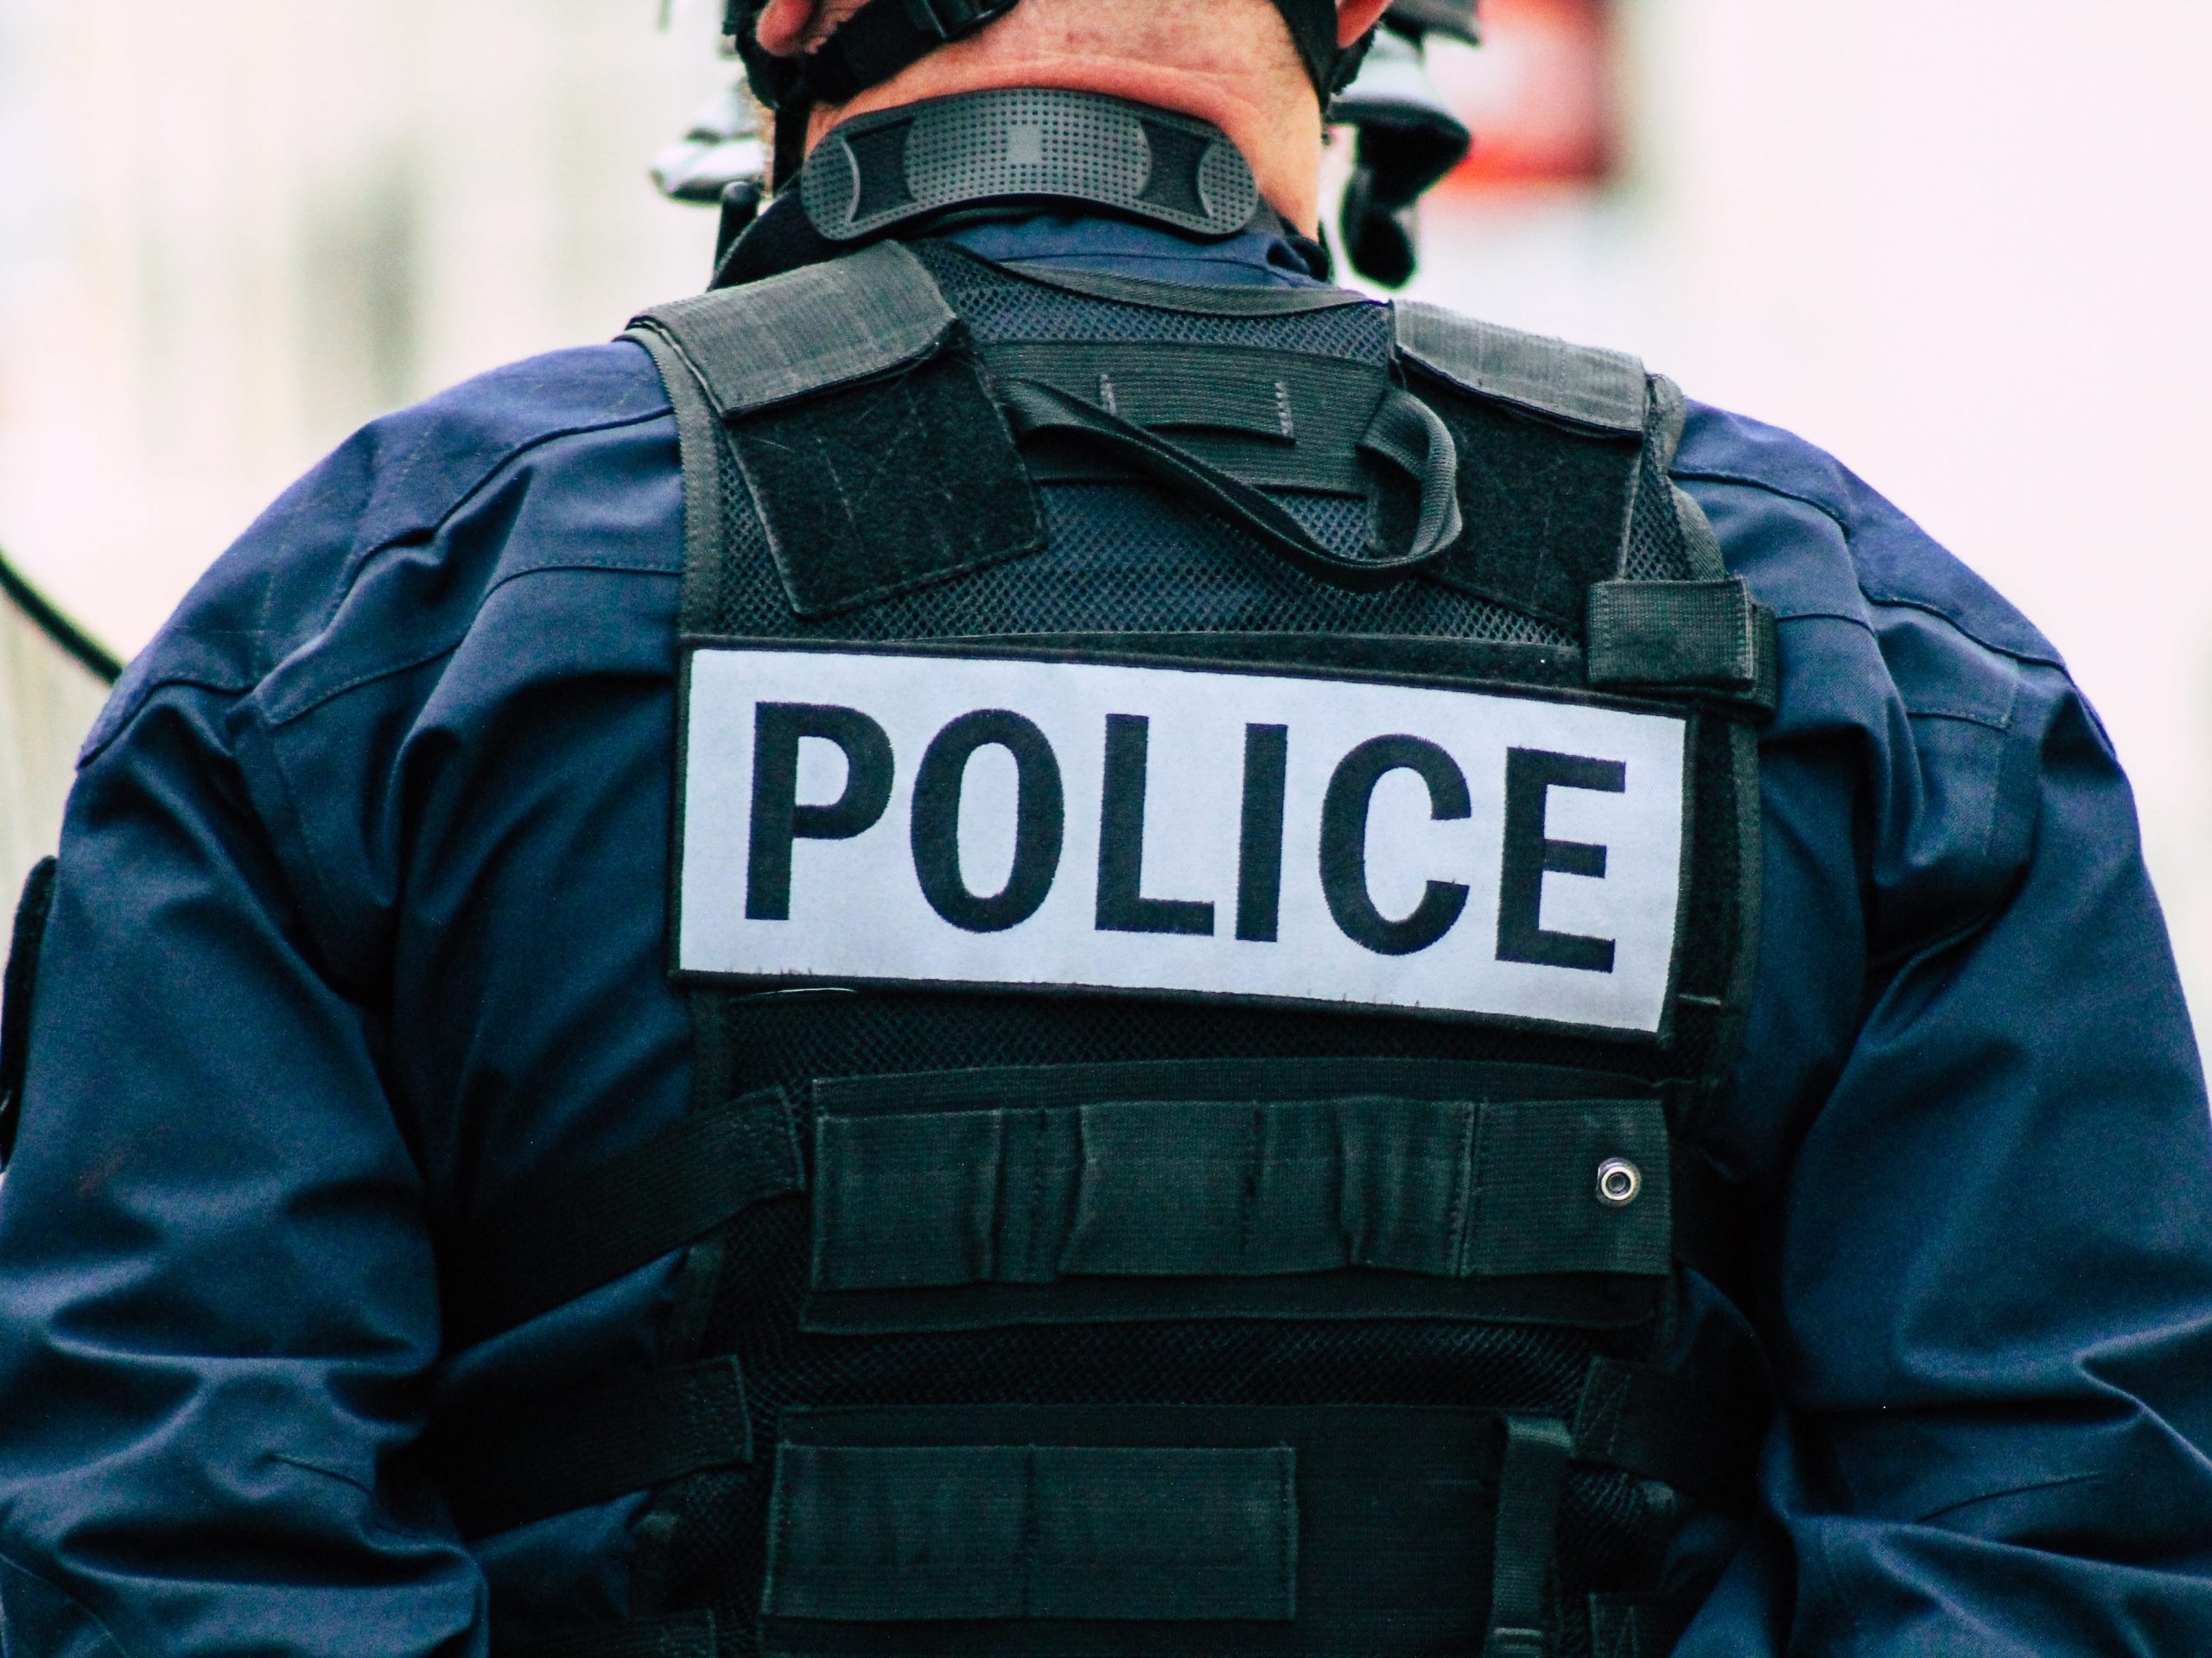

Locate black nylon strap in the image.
[789,0,1339,105]
[429,1357,753,1539]
[795,0,1021,105]
[1586,578,1780,717]
[631,240,957,419]
[621,327,728,638]
[1571,1358,1764,1515]
[987,339,1391,496]
[763,1442,1298,1622]
[760,1401,1516,1648]
[1484,1418,1573,1658]
[1395,303,1647,435]
[444,1089,803,1349]
[811,1089,1673,1292]
[999,376,1460,590]
[436,1357,1755,1555]
[500,1612,718,1658]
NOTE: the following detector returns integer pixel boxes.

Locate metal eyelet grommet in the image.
[1596,1158,1643,1209]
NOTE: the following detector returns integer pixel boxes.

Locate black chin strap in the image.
[793,0,1022,105]
[746,0,1349,115]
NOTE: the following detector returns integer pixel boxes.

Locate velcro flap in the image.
[810,1089,1671,1293]
[764,1443,1297,1623]
[1586,579,1778,706]
[733,351,1045,618]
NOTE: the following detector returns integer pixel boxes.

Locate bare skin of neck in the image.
[754,0,1393,231]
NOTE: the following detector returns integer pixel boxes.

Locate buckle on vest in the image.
[901,0,1018,41]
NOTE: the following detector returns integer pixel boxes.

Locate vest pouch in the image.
[800,1056,1673,1337]
[759,1402,1565,1658]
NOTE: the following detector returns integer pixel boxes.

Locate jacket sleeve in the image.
[1682,438,2212,1655]
[1778,687,2212,1653]
[0,682,485,1654]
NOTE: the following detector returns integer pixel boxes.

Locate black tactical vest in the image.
[429,231,1775,1658]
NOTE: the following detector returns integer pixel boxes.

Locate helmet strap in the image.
[739,0,1360,120]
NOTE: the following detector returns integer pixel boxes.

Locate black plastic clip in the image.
[902,0,1018,41]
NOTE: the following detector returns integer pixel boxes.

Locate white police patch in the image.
[678,645,1690,1033]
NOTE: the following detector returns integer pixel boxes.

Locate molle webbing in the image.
[986,340,1388,494]
[763,1436,1298,1623]
[431,1349,1762,1546]
[994,372,1464,588]
[443,1061,1677,1351]
[809,1060,1673,1291]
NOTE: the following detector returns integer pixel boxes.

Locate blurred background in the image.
[0,0,2208,1044]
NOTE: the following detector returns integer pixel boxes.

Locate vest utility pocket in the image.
[799,1057,1671,1337]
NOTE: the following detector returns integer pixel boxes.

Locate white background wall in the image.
[2,0,2208,1044]
[1408,0,2212,1046]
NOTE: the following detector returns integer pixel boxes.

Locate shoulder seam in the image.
[84,400,678,763]
[263,556,679,730]
[1674,465,2067,671]
[334,397,673,603]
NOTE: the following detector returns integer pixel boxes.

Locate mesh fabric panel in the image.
[702,473,1570,645]
[1622,441,1696,582]
[702,986,1669,1102]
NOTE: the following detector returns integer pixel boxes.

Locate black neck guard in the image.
[711,90,1326,292]
[798,89,1262,246]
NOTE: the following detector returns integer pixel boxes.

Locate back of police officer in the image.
[3,2,2210,1656]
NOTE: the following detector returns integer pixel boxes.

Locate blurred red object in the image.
[1431,0,1616,190]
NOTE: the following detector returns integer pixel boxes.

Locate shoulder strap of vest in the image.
[1394,302,1649,435]
[624,241,1046,622]
[1394,302,1778,718]
[629,238,958,419]
[1588,371,1778,717]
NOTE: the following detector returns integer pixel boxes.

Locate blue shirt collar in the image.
[940,212,1332,289]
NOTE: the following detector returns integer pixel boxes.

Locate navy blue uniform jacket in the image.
[0,218,2208,1656]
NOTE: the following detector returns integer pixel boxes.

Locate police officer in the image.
[0,1,2208,1655]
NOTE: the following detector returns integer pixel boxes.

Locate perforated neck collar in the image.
[798,89,1263,247]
